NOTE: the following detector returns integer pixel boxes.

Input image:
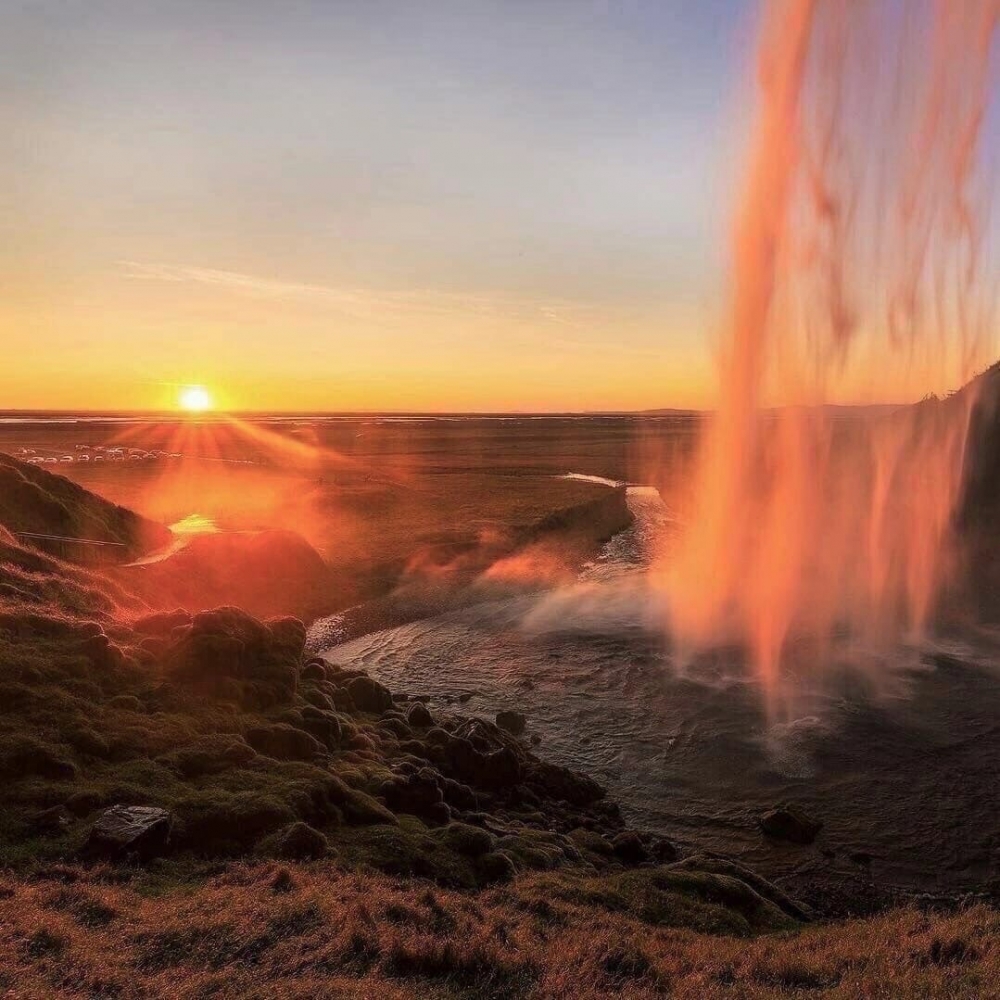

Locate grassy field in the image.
[2,863,996,999]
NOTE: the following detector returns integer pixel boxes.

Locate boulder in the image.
[272,822,330,860]
[525,759,605,807]
[298,706,342,749]
[346,675,394,714]
[759,805,823,845]
[496,710,527,736]
[85,805,173,861]
[650,837,679,863]
[300,659,328,681]
[407,702,434,728]
[381,768,449,824]
[246,724,324,762]
[612,830,650,865]
[160,607,304,708]
[476,851,517,885]
[439,822,495,857]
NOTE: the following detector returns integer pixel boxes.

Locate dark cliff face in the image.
[0,452,170,563]
[953,364,1000,620]
[521,484,633,550]
[957,363,1000,529]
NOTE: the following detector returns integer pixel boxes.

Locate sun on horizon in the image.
[178,385,213,413]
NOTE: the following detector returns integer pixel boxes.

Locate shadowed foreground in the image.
[1,863,997,999]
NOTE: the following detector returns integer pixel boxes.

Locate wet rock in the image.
[612,830,650,865]
[496,710,527,736]
[272,822,331,860]
[407,702,434,728]
[346,675,393,714]
[526,759,604,807]
[246,723,324,762]
[85,805,172,861]
[650,838,679,863]
[759,805,823,845]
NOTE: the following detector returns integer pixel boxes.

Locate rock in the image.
[525,759,604,807]
[379,717,412,740]
[303,687,334,711]
[650,838,679,863]
[759,805,823,845]
[476,851,517,885]
[300,659,328,681]
[298,706,342,749]
[612,830,650,865]
[245,724,324,762]
[444,737,522,792]
[381,768,449,823]
[441,777,477,811]
[346,675,394,714]
[439,822,495,857]
[160,607,304,708]
[85,805,173,861]
[407,702,434,728]
[273,822,330,860]
[496,710,527,736]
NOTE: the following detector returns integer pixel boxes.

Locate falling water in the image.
[664,0,999,704]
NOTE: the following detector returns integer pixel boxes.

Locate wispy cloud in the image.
[118,260,596,328]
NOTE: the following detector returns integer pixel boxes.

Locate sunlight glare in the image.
[178,385,212,412]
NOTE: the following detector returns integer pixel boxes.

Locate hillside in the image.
[0,453,169,563]
[0,460,996,998]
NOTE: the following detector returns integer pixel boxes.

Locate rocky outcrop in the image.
[157,607,305,708]
[84,806,173,860]
[759,805,823,845]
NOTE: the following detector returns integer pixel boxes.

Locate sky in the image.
[3,1,761,411]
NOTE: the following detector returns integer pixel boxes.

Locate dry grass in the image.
[1,863,997,999]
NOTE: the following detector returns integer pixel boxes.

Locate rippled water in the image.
[313,486,1000,893]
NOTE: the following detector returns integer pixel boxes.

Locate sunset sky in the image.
[2,1,760,412]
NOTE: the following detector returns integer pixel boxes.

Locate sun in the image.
[178,385,212,412]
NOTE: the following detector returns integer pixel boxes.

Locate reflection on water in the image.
[169,513,219,535]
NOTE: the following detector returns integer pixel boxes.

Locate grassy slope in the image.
[1,864,996,999]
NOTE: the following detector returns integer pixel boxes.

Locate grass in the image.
[0,863,996,999]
